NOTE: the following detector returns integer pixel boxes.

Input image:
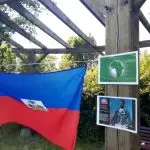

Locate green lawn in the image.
[0,124,104,150]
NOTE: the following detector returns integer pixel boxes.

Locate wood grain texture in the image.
[88,0,106,16]
[134,0,146,10]
[105,0,140,150]
[12,46,104,54]
[11,40,150,54]
[80,0,105,26]
[28,52,36,73]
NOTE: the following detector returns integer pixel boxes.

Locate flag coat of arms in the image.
[0,66,86,150]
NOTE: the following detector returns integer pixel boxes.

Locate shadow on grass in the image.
[0,124,104,150]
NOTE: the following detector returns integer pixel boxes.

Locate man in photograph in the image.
[111,99,132,129]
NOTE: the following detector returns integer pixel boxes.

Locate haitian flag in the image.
[0,66,86,150]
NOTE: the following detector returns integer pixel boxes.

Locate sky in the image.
[11,0,150,52]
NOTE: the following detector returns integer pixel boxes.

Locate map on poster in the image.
[98,51,139,85]
[97,96,137,133]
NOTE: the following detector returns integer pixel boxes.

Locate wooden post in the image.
[105,0,141,150]
[28,51,36,73]
[20,52,36,137]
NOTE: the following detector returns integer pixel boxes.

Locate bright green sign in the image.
[98,51,138,85]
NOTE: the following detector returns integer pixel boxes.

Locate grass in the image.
[0,124,104,150]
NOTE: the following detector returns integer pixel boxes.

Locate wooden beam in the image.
[0,10,47,49]
[80,0,105,26]
[80,0,149,38]
[139,11,150,34]
[105,0,140,150]
[38,0,96,47]
[139,40,150,48]
[0,36,28,63]
[11,40,150,54]
[12,46,104,54]
[0,35,46,64]
[12,49,28,64]
[86,0,106,16]
[7,1,71,48]
[36,54,48,63]
[0,36,24,48]
[0,0,19,4]
[135,0,146,10]
[28,51,36,72]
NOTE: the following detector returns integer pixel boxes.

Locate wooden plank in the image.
[28,51,36,72]
[80,0,105,26]
[135,0,146,10]
[140,127,150,131]
[140,130,150,134]
[141,137,150,141]
[105,0,141,150]
[105,0,119,149]
[0,36,24,48]
[139,11,150,34]
[12,49,28,64]
[0,0,19,4]
[139,40,150,48]
[0,10,47,49]
[38,0,96,47]
[140,140,150,144]
[36,54,48,63]
[12,46,104,54]
[87,0,106,16]
[80,0,149,38]
[11,40,150,54]
[140,133,150,138]
[8,1,71,48]
[0,36,28,63]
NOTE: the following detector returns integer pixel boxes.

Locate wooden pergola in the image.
[0,0,149,150]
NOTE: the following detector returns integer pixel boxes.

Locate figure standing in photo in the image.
[111,99,132,129]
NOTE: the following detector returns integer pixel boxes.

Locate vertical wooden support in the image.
[28,51,36,73]
[105,0,140,150]
[20,52,36,137]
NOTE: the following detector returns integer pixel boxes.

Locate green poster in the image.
[98,51,138,85]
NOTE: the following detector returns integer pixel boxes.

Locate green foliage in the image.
[0,0,43,37]
[140,52,150,94]
[0,1,44,73]
[0,43,16,72]
[0,43,58,73]
[60,35,104,143]
[83,65,104,99]
[140,93,150,127]
[82,65,104,110]
[78,111,104,144]
[60,35,98,69]
[0,123,104,150]
[37,55,57,72]
[14,54,30,73]
[60,54,77,69]
[140,51,150,126]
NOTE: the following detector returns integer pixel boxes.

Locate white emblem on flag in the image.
[21,99,48,111]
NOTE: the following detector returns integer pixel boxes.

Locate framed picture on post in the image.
[97,96,137,133]
[98,51,139,85]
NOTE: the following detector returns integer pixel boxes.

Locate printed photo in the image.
[97,96,137,133]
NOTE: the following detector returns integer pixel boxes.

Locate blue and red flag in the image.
[0,66,86,150]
